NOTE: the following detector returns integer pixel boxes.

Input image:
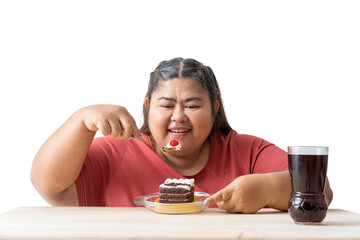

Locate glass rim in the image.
[288,146,328,155]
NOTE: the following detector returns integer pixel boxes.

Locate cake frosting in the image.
[163,139,181,151]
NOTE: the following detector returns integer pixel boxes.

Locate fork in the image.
[130,135,179,152]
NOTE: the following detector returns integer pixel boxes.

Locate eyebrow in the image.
[157,97,203,103]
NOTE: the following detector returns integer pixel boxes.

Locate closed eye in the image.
[186,105,199,109]
[161,105,173,109]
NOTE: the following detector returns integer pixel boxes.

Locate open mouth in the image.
[168,129,191,133]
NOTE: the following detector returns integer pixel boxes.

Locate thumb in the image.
[204,188,232,206]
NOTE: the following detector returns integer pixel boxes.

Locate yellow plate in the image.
[134,191,211,214]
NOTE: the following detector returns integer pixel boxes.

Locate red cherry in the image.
[169,139,179,147]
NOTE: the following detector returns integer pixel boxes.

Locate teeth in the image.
[170,129,190,133]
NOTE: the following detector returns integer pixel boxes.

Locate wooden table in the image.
[0,207,359,239]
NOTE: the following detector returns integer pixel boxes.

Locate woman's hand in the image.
[79,104,141,140]
[31,104,141,206]
[204,171,294,213]
[204,174,270,213]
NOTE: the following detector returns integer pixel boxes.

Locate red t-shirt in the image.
[75,130,288,206]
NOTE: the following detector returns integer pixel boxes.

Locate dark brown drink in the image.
[288,147,328,224]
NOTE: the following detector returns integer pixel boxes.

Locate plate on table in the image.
[134,191,211,214]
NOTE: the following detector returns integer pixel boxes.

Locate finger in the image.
[107,117,123,138]
[132,125,141,141]
[124,118,140,140]
[217,199,236,211]
[219,203,237,213]
[204,188,232,206]
[118,116,134,139]
[225,207,238,213]
[124,110,140,140]
[97,119,111,136]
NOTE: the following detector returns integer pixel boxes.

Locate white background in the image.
[0,0,359,214]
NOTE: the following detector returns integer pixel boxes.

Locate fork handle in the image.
[129,135,151,143]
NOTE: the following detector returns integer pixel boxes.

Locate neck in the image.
[156,138,211,176]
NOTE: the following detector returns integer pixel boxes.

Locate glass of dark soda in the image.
[288,146,328,224]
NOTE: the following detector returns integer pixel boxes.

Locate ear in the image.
[214,100,220,114]
[144,97,149,107]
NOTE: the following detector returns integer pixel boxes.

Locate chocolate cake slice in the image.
[159,178,194,203]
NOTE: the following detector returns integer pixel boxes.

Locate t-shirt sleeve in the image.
[249,137,288,174]
[75,137,126,206]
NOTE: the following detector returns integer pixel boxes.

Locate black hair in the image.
[140,57,232,135]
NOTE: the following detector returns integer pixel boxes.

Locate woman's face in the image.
[147,78,218,155]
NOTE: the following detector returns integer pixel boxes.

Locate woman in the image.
[31,57,333,213]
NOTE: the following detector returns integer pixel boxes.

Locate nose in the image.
[170,106,187,122]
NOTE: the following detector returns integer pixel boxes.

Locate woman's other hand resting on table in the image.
[205,171,333,213]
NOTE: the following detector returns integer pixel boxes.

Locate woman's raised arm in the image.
[30,105,140,206]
